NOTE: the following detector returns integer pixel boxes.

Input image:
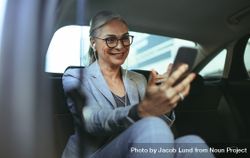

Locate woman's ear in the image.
[92,43,96,52]
[90,38,96,50]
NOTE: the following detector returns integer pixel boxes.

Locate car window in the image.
[199,49,227,78]
[244,38,250,76]
[0,0,7,53]
[45,25,195,74]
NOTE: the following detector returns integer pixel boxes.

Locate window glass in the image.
[45,26,90,73]
[199,49,227,78]
[45,25,195,73]
[244,38,250,76]
[0,0,7,54]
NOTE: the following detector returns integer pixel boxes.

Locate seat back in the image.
[49,73,74,157]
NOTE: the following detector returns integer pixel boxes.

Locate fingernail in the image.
[183,64,189,70]
[192,73,196,78]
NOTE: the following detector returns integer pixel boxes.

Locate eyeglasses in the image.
[94,35,134,48]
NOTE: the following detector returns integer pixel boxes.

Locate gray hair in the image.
[88,10,128,64]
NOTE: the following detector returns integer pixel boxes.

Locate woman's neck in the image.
[97,60,125,97]
[98,60,122,80]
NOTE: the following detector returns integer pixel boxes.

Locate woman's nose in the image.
[115,39,124,49]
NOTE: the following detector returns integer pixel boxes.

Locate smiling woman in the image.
[1,0,250,158]
[60,10,214,158]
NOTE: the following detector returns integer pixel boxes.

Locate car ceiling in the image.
[55,0,250,47]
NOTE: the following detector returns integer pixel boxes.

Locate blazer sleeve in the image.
[132,74,176,126]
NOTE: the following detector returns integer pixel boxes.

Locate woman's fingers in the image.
[146,69,162,98]
[155,63,173,84]
[142,65,196,117]
[160,64,188,89]
[165,63,173,76]
[168,84,191,105]
[174,73,196,92]
[166,73,195,105]
[160,72,195,107]
[148,69,158,86]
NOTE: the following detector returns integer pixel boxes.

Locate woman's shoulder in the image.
[126,70,148,82]
[127,69,149,81]
[63,66,87,78]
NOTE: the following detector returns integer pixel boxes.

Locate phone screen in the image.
[171,47,198,85]
[172,47,198,73]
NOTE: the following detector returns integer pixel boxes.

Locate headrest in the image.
[64,66,85,73]
[189,73,204,96]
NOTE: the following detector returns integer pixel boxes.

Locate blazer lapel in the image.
[122,69,140,106]
[87,62,117,107]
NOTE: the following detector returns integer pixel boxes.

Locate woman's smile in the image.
[109,51,126,58]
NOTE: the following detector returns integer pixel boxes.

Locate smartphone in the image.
[171,47,198,85]
[172,47,198,73]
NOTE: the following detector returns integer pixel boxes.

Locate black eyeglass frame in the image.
[93,35,134,48]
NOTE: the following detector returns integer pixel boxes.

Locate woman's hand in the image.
[155,63,173,85]
[138,64,196,117]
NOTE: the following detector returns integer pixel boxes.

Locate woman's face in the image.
[94,19,130,67]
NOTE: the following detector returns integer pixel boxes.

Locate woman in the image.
[62,10,214,158]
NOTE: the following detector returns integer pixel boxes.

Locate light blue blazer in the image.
[62,61,175,156]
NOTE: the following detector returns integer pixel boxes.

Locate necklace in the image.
[111,92,128,107]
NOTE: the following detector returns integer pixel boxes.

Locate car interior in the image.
[1,0,250,158]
